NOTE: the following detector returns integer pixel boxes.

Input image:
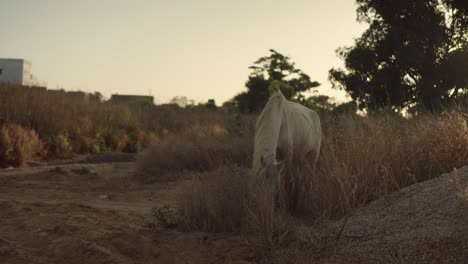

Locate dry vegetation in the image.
[1,84,467,250]
[0,123,43,167]
[307,109,468,218]
[137,106,468,246]
[134,114,254,182]
[0,84,230,166]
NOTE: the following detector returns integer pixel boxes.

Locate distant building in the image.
[45,90,101,103]
[0,59,32,86]
[110,94,154,105]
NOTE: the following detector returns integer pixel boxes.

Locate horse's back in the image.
[283,101,322,156]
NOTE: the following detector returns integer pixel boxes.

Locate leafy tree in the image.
[296,94,336,113]
[295,94,359,115]
[330,0,468,112]
[169,96,194,108]
[332,101,358,115]
[199,99,217,111]
[233,49,320,113]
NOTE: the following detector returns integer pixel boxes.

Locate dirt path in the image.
[0,163,170,214]
[1,163,467,263]
[0,163,257,264]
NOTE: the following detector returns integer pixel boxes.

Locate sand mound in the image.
[318,166,468,263]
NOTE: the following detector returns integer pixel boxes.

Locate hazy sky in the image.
[0,0,366,104]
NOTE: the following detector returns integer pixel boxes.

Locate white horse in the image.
[252,90,322,203]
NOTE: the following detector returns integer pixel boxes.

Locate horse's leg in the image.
[305,149,319,169]
[283,149,294,210]
[311,146,320,171]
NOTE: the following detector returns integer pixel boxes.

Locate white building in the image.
[0,59,32,86]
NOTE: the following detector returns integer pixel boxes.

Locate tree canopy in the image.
[232,49,320,113]
[330,0,468,112]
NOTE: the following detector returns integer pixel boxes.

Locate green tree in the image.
[169,96,194,108]
[295,94,336,113]
[233,49,320,113]
[330,0,468,112]
[201,99,217,111]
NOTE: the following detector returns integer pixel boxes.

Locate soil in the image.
[0,162,467,263]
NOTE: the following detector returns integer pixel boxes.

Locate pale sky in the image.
[0,0,366,104]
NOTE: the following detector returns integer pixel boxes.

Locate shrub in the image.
[296,109,468,218]
[151,205,176,227]
[175,165,292,247]
[47,133,74,159]
[0,124,43,167]
[176,166,251,232]
[134,132,252,182]
[104,129,130,152]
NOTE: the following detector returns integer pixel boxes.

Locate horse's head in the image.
[260,155,280,194]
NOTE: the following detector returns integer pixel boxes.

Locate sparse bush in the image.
[47,133,74,159]
[176,166,251,233]
[297,109,468,218]
[104,129,130,152]
[70,167,91,175]
[0,124,43,167]
[134,132,253,182]
[245,181,291,247]
[176,165,292,246]
[151,205,176,227]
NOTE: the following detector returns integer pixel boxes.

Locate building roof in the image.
[0,58,31,64]
[110,94,154,104]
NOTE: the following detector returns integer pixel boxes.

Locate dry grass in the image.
[245,183,292,247]
[0,84,231,166]
[176,165,291,247]
[134,115,255,182]
[172,108,468,246]
[176,166,251,232]
[0,124,43,167]
[134,133,252,182]
[303,109,468,218]
[2,84,467,247]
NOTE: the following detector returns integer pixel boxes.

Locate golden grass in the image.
[0,124,43,167]
[296,109,468,218]
[176,166,251,232]
[134,133,252,182]
[134,114,255,182]
[172,108,468,246]
[176,165,291,247]
[0,84,231,166]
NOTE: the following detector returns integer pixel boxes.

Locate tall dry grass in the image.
[0,84,231,166]
[177,166,251,232]
[173,108,468,245]
[176,166,291,247]
[0,124,43,167]
[134,114,255,182]
[134,133,253,182]
[305,109,468,218]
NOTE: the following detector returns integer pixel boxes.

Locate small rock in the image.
[99,194,110,200]
[49,167,67,174]
[0,246,13,256]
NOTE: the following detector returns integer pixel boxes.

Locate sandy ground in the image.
[1,162,467,263]
[0,163,255,264]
